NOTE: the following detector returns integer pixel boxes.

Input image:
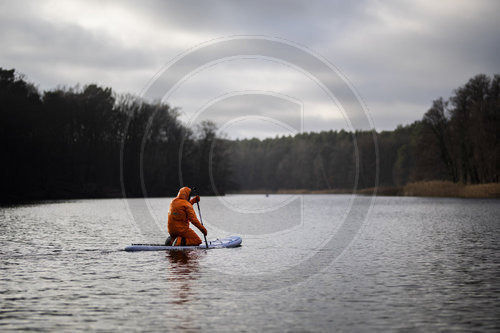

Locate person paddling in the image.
[165,187,207,246]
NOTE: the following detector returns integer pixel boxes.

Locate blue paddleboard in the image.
[124,235,242,251]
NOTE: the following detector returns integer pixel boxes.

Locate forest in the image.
[229,73,499,191]
[0,68,228,201]
[0,68,498,202]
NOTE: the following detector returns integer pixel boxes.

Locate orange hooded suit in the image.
[167,187,207,246]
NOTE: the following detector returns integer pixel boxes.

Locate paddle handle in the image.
[196,201,209,249]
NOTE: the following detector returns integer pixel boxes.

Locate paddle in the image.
[196,201,209,249]
[192,188,209,249]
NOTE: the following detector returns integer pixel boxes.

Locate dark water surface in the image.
[1,195,499,332]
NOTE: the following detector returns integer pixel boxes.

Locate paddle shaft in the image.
[196,201,209,249]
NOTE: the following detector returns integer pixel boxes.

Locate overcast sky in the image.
[1,0,499,138]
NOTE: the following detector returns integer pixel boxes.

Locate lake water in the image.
[1,195,499,332]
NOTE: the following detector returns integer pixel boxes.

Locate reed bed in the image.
[403,181,500,198]
[228,182,500,198]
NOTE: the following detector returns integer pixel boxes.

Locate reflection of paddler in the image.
[165,187,207,246]
[165,250,202,306]
[167,250,191,265]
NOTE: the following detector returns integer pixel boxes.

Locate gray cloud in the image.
[1,0,499,136]
[0,2,159,92]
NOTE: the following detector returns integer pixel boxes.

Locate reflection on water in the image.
[165,251,202,305]
[163,250,205,332]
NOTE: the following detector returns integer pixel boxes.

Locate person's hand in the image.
[200,225,207,236]
[191,195,200,204]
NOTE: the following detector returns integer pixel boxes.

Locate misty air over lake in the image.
[1,0,499,332]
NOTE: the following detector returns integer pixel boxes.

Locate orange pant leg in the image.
[177,228,202,246]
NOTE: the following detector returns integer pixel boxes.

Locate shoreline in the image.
[2,181,498,205]
[228,181,500,198]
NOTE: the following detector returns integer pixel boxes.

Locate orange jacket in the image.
[167,187,205,235]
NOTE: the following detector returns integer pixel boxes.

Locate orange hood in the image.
[176,187,191,200]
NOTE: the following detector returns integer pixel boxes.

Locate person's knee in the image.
[184,234,202,246]
[185,238,201,246]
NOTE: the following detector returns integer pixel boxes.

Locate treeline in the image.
[227,74,499,191]
[0,68,229,202]
[226,126,413,191]
[419,74,499,184]
[1,68,498,202]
